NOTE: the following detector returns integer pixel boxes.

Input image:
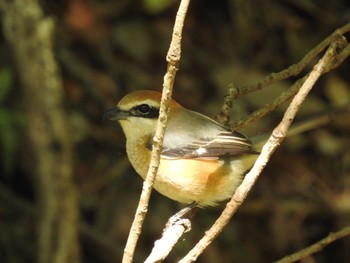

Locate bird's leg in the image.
[165,202,198,230]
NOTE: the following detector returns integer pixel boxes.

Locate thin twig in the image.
[231,76,305,130]
[230,39,350,130]
[228,22,350,100]
[217,22,350,129]
[274,225,350,263]
[215,83,236,126]
[121,0,191,262]
[178,34,346,263]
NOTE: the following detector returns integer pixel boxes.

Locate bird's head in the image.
[104,90,181,141]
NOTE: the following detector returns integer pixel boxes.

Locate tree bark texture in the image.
[0,1,80,263]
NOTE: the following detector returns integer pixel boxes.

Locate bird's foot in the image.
[165,202,198,231]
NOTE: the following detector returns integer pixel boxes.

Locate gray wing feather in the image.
[158,109,256,159]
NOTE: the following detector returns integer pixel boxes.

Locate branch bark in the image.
[144,218,191,263]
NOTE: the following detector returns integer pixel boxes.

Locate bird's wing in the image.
[161,130,257,159]
[146,108,257,159]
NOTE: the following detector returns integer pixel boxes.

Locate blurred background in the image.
[1,0,350,262]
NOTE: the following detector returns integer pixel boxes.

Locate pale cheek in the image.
[119,119,155,141]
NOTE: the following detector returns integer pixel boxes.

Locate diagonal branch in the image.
[178,34,347,263]
[274,225,350,263]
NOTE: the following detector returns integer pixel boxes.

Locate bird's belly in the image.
[126,141,248,206]
[152,158,245,207]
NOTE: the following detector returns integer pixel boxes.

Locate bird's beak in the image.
[103,107,130,122]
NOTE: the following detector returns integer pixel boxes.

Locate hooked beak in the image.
[103,107,130,122]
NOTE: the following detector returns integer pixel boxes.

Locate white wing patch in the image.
[195,147,207,155]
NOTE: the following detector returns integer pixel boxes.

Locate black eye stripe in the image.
[131,104,159,118]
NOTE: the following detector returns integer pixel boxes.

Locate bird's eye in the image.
[137,104,151,114]
[131,103,159,118]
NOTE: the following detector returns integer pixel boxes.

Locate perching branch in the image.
[145,220,191,263]
[145,204,198,262]
[178,34,348,263]
[121,0,191,262]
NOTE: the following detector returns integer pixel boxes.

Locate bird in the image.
[104,90,325,207]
